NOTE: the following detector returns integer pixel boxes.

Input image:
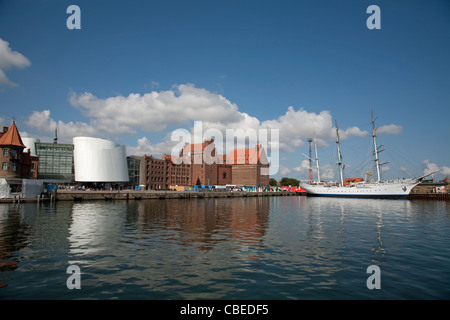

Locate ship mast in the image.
[308,138,313,182]
[314,131,321,183]
[335,120,344,186]
[371,110,389,183]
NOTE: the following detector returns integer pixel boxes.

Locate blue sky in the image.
[1,0,449,181]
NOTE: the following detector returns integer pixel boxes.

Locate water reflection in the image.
[135,198,269,250]
[0,202,72,290]
[69,201,129,258]
[0,204,27,287]
[1,197,449,299]
[66,198,270,299]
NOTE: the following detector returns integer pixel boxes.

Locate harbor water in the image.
[1,196,449,300]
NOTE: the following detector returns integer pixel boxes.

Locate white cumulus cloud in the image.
[422,160,450,177]
[278,165,292,176]
[293,159,334,180]
[68,85,370,153]
[25,84,376,164]
[261,107,368,152]
[377,124,403,135]
[25,109,98,143]
[68,84,243,134]
[0,38,31,88]
[126,136,182,158]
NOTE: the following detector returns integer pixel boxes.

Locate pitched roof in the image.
[163,140,269,166]
[162,153,181,164]
[182,139,215,155]
[225,144,268,165]
[0,122,26,148]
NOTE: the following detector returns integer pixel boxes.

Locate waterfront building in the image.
[127,155,146,187]
[144,155,169,190]
[0,121,29,180]
[179,139,227,186]
[141,139,270,189]
[0,121,44,199]
[22,137,40,157]
[163,154,191,188]
[0,121,26,179]
[410,178,449,194]
[224,144,270,187]
[73,137,129,183]
[20,149,39,179]
[27,128,75,181]
[22,138,40,179]
[35,141,74,181]
[143,154,190,190]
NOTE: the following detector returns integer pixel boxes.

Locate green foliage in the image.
[269,178,278,186]
[279,177,300,187]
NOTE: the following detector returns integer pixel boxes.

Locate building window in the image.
[3,149,8,157]
[11,163,16,171]
[2,162,7,171]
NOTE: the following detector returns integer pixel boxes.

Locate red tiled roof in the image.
[182,142,211,154]
[0,122,26,148]
[163,153,180,163]
[168,140,269,166]
[225,144,267,165]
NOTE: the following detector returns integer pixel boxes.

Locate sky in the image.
[0,0,449,181]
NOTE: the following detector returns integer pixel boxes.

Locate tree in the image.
[279,177,300,187]
[269,178,278,186]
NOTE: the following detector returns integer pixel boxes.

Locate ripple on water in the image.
[1,198,450,299]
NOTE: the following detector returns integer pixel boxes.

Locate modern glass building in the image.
[35,142,74,181]
[127,155,145,187]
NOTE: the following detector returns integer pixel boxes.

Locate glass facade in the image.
[35,142,74,180]
[127,156,144,186]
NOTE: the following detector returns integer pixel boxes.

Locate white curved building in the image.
[22,137,40,156]
[73,137,129,182]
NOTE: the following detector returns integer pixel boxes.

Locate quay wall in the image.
[2,191,448,203]
[408,193,449,201]
[54,190,304,201]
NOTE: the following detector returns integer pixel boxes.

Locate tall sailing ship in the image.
[300,111,437,198]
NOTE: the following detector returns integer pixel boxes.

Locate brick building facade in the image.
[21,150,39,179]
[225,144,270,186]
[178,139,232,186]
[0,121,34,180]
[163,154,191,187]
[144,154,190,190]
[143,139,270,189]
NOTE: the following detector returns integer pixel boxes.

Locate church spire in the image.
[53,126,58,144]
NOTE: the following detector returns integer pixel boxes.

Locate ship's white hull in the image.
[300,179,419,198]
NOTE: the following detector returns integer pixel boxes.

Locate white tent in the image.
[0,178,44,199]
